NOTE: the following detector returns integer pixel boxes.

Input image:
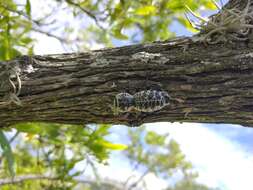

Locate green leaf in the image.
[19,37,33,46]
[166,1,184,11]
[177,16,198,33]
[98,140,128,150]
[112,28,128,40]
[25,0,31,18]
[135,5,156,16]
[145,131,168,146]
[0,130,15,177]
[13,123,44,134]
[13,122,60,138]
[110,3,123,22]
[204,1,218,10]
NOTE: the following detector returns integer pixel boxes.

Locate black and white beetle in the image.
[113,90,170,114]
[133,90,170,112]
[113,92,134,115]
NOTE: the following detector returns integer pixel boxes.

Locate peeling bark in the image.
[1,0,253,127]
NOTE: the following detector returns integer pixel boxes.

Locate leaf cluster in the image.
[0,123,126,190]
[0,0,33,61]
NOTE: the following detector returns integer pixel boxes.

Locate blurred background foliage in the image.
[0,0,220,189]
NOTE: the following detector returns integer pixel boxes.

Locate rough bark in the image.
[1,0,253,127]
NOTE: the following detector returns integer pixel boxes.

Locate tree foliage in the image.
[0,126,219,190]
[0,0,220,189]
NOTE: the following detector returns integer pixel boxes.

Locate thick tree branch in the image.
[0,0,253,127]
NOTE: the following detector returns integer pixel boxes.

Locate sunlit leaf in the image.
[112,28,128,40]
[0,130,15,177]
[166,1,185,11]
[25,0,31,18]
[13,122,60,138]
[25,133,36,141]
[98,140,128,150]
[177,16,199,33]
[145,131,168,145]
[13,123,45,134]
[135,5,156,16]
[205,1,218,10]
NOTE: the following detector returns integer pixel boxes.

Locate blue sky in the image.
[29,0,253,189]
[75,123,253,190]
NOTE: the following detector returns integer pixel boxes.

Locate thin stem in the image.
[65,0,105,31]
[185,5,208,22]
[9,131,19,144]
[128,170,149,190]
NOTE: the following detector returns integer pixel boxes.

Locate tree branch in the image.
[128,170,149,190]
[0,33,253,127]
[0,174,58,185]
[0,0,253,127]
[0,174,126,189]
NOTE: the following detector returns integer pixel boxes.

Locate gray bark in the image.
[1,0,253,127]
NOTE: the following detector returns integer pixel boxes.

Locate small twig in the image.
[30,27,69,43]
[1,2,76,47]
[13,69,21,96]
[211,0,222,10]
[186,0,253,44]
[0,3,40,26]
[65,0,105,31]
[123,162,140,187]
[0,62,22,106]
[8,78,16,95]
[185,5,208,22]
[9,131,20,144]
[128,170,149,190]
